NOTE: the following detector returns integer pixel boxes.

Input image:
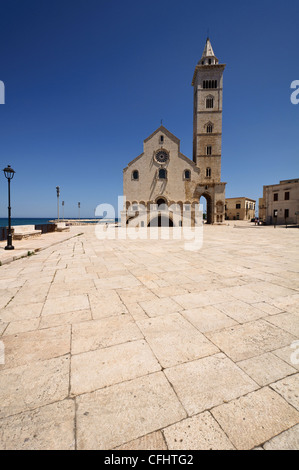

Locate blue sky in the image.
[0,0,298,218]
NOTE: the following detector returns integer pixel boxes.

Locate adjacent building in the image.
[225,197,256,221]
[122,38,227,227]
[259,179,299,225]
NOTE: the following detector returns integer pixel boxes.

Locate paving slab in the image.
[164,353,257,416]
[42,294,89,316]
[137,313,218,368]
[273,344,299,370]
[263,424,299,450]
[237,352,296,386]
[0,400,75,450]
[215,300,268,323]
[270,374,299,411]
[0,302,44,323]
[72,314,143,355]
[253,302,284,316]
[76,372,186,449]
[163,412,235,450]
[181,305,237,333]
[206,320,297,362]
[265,313,299,337]
[139,297,183,317]
[115,431,167,450]
[94,274,141,290]
[211,387,299,450]
[172,290,234,310]
[89,290,128,319]
[0,325,71,370]
[71,339,161,395]
[0,356,70,419]
[39,309,92,329]
[3,317,40,336]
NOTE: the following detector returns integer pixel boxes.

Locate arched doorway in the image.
[199,192,213,224]
[148,215,174,227]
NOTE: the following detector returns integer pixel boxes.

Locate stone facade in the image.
[225,198,256,221]
[259,179,299,225]
[122,38,227,226]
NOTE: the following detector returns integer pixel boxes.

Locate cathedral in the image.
[122,38,226,226]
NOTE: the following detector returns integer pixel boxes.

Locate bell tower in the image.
[192,38,226,223]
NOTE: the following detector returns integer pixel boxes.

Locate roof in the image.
[201,37,216,59]
[143,125,180,145]
[123,125,197,172]
[263,179,299,188]
[225,197,256,202]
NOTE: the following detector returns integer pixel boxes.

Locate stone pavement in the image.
[0,224,298,450]
[0,228,83,265]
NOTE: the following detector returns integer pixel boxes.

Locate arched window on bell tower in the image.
[206,96,214,109]
[206,123,213,133]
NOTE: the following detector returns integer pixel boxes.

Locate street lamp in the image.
[56,186,60,222]
[3,165,15,250]
[62,201,65,221]
[78,202,81,220]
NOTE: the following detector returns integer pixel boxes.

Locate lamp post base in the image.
[5,233,14,250]
[5,245,14,250]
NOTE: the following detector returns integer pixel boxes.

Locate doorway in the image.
[199,193,213,224]
[148,215,174,227]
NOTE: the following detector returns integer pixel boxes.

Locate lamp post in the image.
[56,186,60,222]
[3,165,15,251]
[62,201,65,221]
[78,202,80,220]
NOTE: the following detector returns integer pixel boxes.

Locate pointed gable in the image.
[143,125,180,145]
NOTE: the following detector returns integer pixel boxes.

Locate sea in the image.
[0,218,53,227]
[0,218,117,227]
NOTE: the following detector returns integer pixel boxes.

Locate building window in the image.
[285,209,289,219]
[160,135,164,144]
[285,192,290,200]
[206,97,214,109]
[158,168,167,179]
[274,193,278,201]
[236,203,241,209]
[184,170,191,180]
[206,123,213,133]
[206,146,212,155]
[132,170,139,180]
[273,209,278,218]
[206,168,211,178]
[203,80,218,89]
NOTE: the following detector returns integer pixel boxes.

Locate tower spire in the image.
[199,37,219,65]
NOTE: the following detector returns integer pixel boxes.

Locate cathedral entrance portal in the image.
[148,215,174,227]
